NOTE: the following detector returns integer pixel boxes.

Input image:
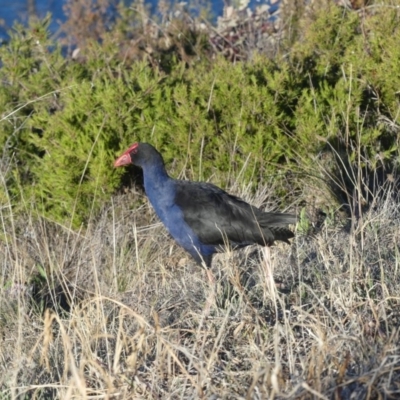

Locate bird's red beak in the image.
[114,151,132,167]
[114,143,139,167]
[114,153,131,167]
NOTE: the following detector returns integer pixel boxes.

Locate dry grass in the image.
[1,173,400,400]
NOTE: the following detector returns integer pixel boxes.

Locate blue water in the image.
[0,0,65,40]
[0,0,279,42]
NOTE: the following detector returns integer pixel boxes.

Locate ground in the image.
[1,182,399,399]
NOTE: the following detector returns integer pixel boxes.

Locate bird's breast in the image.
[144,180,215,258]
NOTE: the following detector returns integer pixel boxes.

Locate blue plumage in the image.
[141,156,215,264]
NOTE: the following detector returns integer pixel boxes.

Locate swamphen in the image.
[114,143,296,269]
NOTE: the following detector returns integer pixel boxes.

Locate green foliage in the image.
[290,4,400,166]
[0,2,400,226]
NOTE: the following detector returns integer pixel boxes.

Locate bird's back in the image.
[174,180,296,249]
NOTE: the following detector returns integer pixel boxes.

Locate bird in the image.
[114,142,296,270]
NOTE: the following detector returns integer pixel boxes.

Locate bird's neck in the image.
[142,160,171,198]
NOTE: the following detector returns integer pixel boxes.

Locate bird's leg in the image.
[198,254,214,283]
[206,268,215,284]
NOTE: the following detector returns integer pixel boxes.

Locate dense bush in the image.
[0,1,399,226]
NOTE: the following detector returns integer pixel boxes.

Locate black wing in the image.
[174,180,296,247]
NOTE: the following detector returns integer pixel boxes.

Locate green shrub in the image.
[290,4,400,165]
[1,2,399,226]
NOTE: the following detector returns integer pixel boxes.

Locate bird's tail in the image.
[259,212,297,244]
[260,212,297,226]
